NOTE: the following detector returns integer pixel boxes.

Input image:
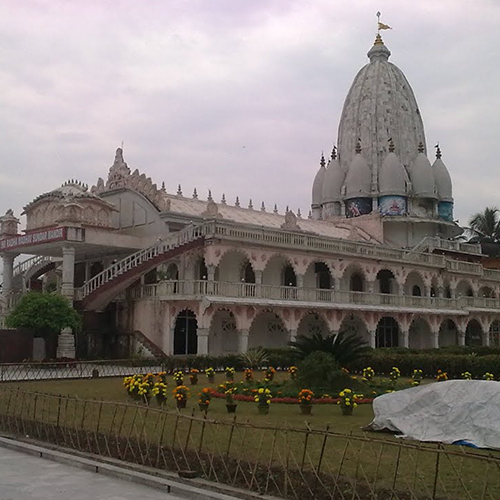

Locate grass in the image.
[3,372,500,499]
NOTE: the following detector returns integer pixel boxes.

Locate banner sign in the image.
[379,195,407,216]
[0,227,67,251]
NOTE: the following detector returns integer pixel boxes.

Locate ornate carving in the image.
[201,200,223,219]
[91,148,168,211]
[281,210,300,230]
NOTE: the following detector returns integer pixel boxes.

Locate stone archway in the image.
[248,311,288,349]
[262,254,296,286]
[216,249,252,283]
[376,269,396,294]
[465,319,483,346]
[409,317,433,349]
[173,309,198,355]
[489,320,500,346]
[303,261,333,289]
[404,271,425,297]
[376,317,399,348]
[208,309,238,355]
[439,319,458,346]
[296,312,329,338]
[339,314,370,345]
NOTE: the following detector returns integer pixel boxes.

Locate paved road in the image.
[0,446,185,500]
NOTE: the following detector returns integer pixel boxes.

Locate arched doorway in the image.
[296,312,329,338]
[165,263,179,280]
[489,320,500,346]
[465,319,483,347]
[439,319,458,346]
[173,310,198,355]
[339,314,370,345]
[409,317,433,349]
[376,269,395,294]
[376,317,399,347]
[350,273,364,292]
[209,309,238,355]
[243,262,256,283]
[248,311,288,349]
[404,271,425,297]
[283,264,297,287]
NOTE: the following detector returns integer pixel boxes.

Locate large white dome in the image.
[337,35,426,181]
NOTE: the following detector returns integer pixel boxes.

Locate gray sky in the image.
[1,0,499,231]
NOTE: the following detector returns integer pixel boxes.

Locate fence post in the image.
[225,415,237,459]
[432,444,441,500]
[312,425,330,498]
[300,426,311,472]
[390,442,403,499]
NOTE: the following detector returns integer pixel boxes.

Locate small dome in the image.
[322,148,345,203]
[311,154,327,206]
[344,144,371,199]
[409,143,437,198]
[433,147,452,201]
[378,147,408,196]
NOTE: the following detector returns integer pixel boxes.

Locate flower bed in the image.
[210,391,373,405]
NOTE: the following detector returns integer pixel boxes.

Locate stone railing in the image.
[445,260,483,275]
[127,279,500,311]
[483,268,500,281]
[411,237,482,255]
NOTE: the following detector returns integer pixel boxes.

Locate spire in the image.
[320,152,326,168]
[297,208,302,218]
[208,189,213,201]
[286,205,289,212]
[388,138,395,153]
[331,145,337,160]
[367,33,391,62]
[221,193,227,204]
[235,196,240,207]
[161,181,166,192]
[308,210,312,219]
[192,188,198,199]
[248,199,253,210]
[273,204,278,214]
[177,184,183,196]
[435,143,442,159]
[418,141,425,153]
[261,201,266,212]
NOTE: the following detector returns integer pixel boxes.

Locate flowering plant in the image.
[225,367,235,380]
[198,387,212,406]
[389,367,400,383]
[123,374,153,402]
[189,368,199,384]
[483,372,495,381]
[265,367,276,381]
[152,381,168,405]
[411,369,423,386]
[173,371,184,385]
[288,366,298,380]
[362,367,375,381]
[337,388,362,411]
[223,382,237,404]
[172,385,190,404]
[461,371,472,380]
[205,367,215,380]
[244,368,254,382]
[254,387,272,406]
[157,371,167,383]
[436,370,448,382]
[298,389,314,405]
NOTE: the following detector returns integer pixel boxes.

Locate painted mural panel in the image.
[379,195,407,216]
[345,198,372,218]
[438,202,453,222]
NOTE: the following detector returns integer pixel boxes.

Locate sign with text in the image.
[0,227,67,251]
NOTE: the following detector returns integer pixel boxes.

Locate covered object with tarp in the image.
[366,380,500,450]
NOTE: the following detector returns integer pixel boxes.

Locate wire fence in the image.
[0,387,499,500]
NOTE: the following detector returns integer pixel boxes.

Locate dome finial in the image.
[320,152,326,168]
[368,14,391,62]
[418,141,425,153]
[331,145,337,160]
[388,137,395,153]
[435,143,442,159]
[355,138,362,154]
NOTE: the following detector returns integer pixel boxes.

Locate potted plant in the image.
[172,385,190,409]
[254,387,272,415]
[462,371,472,380]
[411,369,423,386]
[244,368,254,382]
[189,368,199,385]
[389,366,400,386]
[173,370,184,386]
[298,389,314,415]
[288,366,298,381]
[483,372,495,380]
[436,369,448,382]
[152,381,168,406]
[225,366,235,381]
[337,388,362,416]
[205,367,215,383]
[264,367,276,382]
[198,387,212,412]
[362,366,375,381]
[224,382,237,413]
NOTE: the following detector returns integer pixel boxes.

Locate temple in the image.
[1,33,499,359]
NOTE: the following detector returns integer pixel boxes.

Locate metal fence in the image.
[0,388,498,500]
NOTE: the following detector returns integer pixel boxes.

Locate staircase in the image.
[78,224,207,311]
[1,255,56,293]
[130,330,166,359]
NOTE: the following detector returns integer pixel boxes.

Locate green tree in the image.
[289,331,369,366]
[6,292,81,333]
[468,207,500,242]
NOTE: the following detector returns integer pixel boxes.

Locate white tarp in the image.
[366,380,500,450]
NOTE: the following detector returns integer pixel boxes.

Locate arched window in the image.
[376,317,399,348]
[243,262,256,283]
[412,285,422,297]
[350,273,363,292]
[283,265,297,287]
[173,310,198,355]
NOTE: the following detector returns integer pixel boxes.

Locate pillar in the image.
[296,274,304,288]
[289,329,297,343]
[1,253,15,295]
[369,329,376,349]
[458,330,466,346]
[255,270,263,285]
[61,246,76,300]
[197,328,209,355]
[367,280,375,294]
[483,330,490,347]
[237,329,249,353]
[400,329,409,348]
[56,327,75,358]
[437,286,444,299]
[432,330,440,349]
[84,261,91,283]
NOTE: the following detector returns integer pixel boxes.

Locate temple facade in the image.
[1,34,500,359]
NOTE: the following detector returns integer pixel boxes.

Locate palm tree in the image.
[288,331,369,366]
[468,207,500,242]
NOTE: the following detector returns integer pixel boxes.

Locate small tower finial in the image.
[161,181,166,192]
[435,143,442,159]
[208,189,213,201]
[308,210,312,219]
[356,138,362,154]
[273,204,278,214]
[192,188,198,199]
[388,138,395,153]
[331,145,337,160]
[297,208,302,218]
[248,199,253,210]
[221,193,227,204]
[418,141,424,153]
[261,201,266,212]
[177,184,183,196]
[235,196,240,207]
[320,152,326,168]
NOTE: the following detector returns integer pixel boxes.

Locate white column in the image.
[255,270,263,285]
[458,330,466,346]
[400,329,409,348]
[367,280,375,294]
[369,329,376,349]
[1,253,15,295]
[289,329,297,343]
[61,246,76,300]
[57,327,75,358]
[432,330,440,349]
[483,330,490,347]
[84,261,91,283]
[237,329,249,353]
[296,275,304,288]
[197,328,209,355]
